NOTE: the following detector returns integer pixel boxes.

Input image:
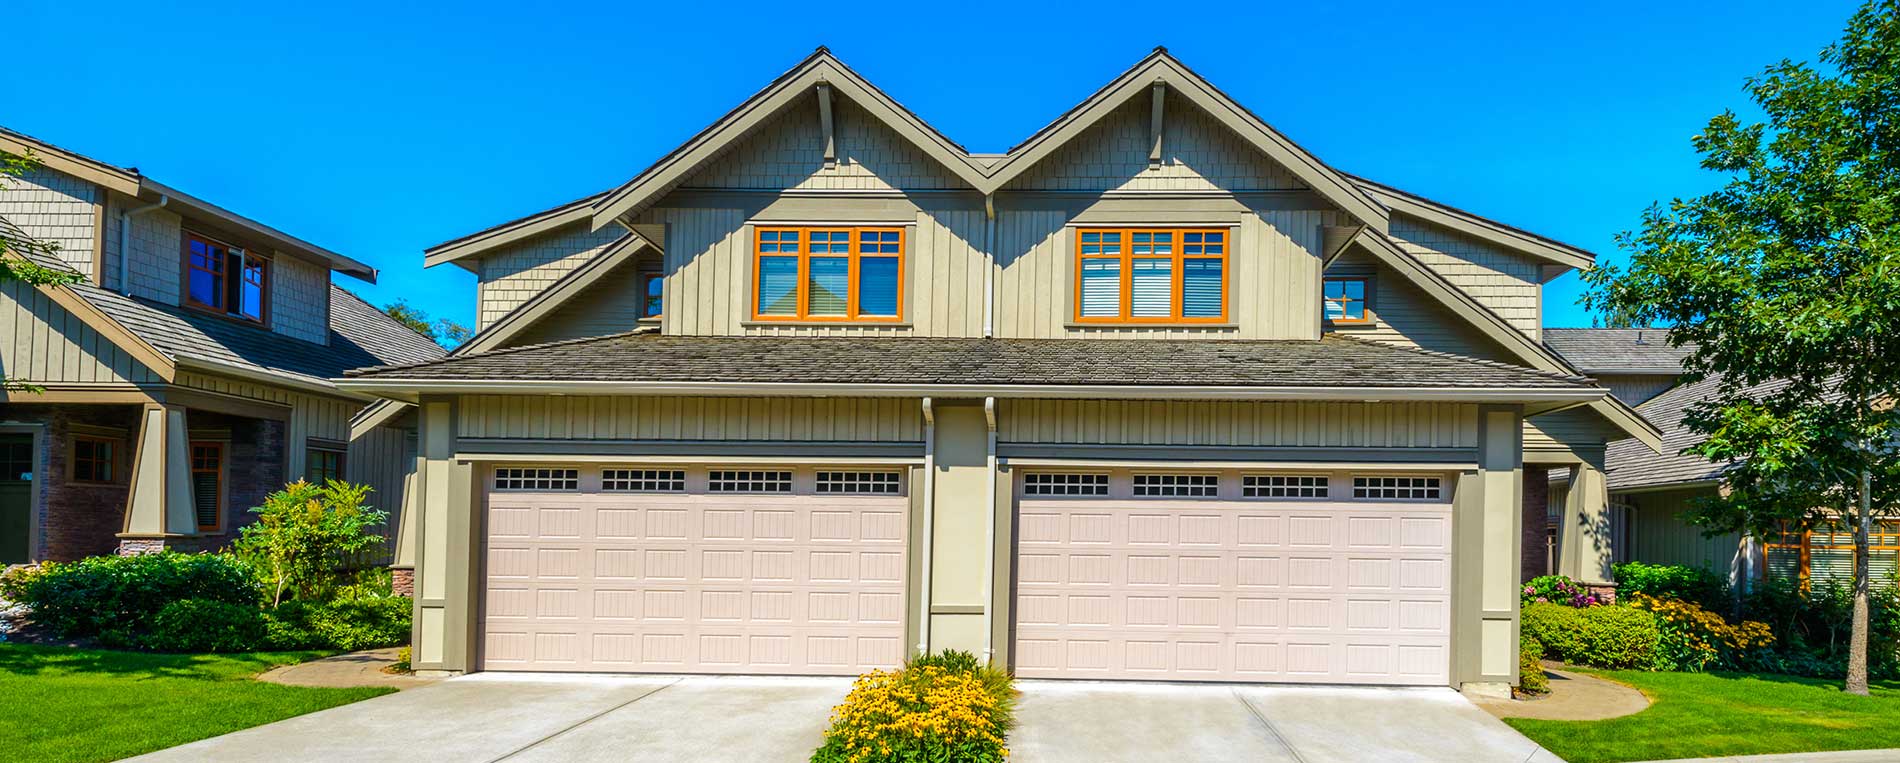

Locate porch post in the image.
[1452,405,1524,694]
[1558,459,1614,584]
[118,403,195,550]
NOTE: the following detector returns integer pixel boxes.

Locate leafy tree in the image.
[1584,0,1900,694]
[232,480,388,606]
[383,298,472,348]
[1,149,84,392]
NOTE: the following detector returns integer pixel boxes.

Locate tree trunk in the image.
[1846,468,1871,696]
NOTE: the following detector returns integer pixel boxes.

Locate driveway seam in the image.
[488,678,681,762]
[1231,690,1308,763]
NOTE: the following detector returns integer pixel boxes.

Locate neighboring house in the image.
[336,48,1660,692]
[0,128,445,566]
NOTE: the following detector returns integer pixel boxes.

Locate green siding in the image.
[1623,487,1743,577]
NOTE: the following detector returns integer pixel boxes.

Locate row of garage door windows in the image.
[490,467,1444,502]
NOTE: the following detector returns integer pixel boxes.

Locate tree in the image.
[383,298,472,349]
[232,480,388,606]
[1,149,84,392]
[1584,0,1900,694]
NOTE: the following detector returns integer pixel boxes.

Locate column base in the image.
[1461,681,1513,699]
[114,534,194,556]
[390,567,415,597]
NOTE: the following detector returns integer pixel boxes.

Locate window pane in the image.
[807,256,849,316]
[1325,297,1346,321]
[643,275,663,317]
[857,256,899,317]
[757,256,799,315]
[1130,258,1172,317]
[1343,280,1365,300]
[1080,258,1122,317]
[1183,259,1222,317]
[189,269,223,308]
[239,259,266,321]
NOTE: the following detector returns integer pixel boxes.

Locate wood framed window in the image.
[69,435,119,484]
[1323,276,1372,324]
[1073,227,1228,323]
[1765,520,1900,588]
[184,232,269,324]
[753,226,904,322]
[189,442,224,533]
[305,447,345,484]
[639,272,664,318]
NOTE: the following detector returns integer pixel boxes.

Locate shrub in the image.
[233,480,388,605]
[1518,635,1550,695]
[390,646,412,673]
[266,595,411,651]
[1522,602,1585,662]
[1613,562,1731,611]
[812,663,1013,763]
[143,599,268,653]
[908,648,981,675]
[1628,593,1773,672]
[1572,605,1661,669]
[0,552,259,643]
[1739,578,1900,679]
[1523,575,1606,608]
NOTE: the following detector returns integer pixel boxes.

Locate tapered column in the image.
[118,404,196,549]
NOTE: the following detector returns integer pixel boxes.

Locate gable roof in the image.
[1349,175,1594,270]
[1545,328,1694,375]
[0,125,377,282]
[1603,375,1730,491]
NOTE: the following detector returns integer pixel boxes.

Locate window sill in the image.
[1325,320,1378,330]
[182,302,270,330]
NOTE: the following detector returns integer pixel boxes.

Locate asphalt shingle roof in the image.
[1603,375,1801,491]
[346,332,1595,389]
[1545,328,1694,374]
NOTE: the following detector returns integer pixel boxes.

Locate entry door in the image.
[1012,470,1454,685]
[0,435,33,564]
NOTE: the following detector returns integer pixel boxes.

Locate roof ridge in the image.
[1326,333,1591,384]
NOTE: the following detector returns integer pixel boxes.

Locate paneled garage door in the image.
[480,466,909,674]
[1013,470,1452,685]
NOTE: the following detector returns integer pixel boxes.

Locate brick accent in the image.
[4,404,141,561]
[1584,583,1617,604]
[1522,465,1550,582]
[170,412,284,554]
[115,538,166,555]
[390,568,415,596]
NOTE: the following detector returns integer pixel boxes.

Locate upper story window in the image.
[185,232,268,324]
[753,227,904,322]
[1074,228,1227,323]
[640,272,664,318]
[1323,277,1370,324]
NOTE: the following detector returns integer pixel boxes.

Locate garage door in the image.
[480,466,909,674]
[1013,470,1452,685]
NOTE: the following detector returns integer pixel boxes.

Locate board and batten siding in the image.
[175,371,357,480]
[997,400,1479,449]
[0,279,160,384]
[0,166,99,275]
[1623,487,1744,577]
[348,420,418,562]
[456,396,924,442]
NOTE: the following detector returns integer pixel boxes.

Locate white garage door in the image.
[1013,470,1452,685]
[480,466,909,674]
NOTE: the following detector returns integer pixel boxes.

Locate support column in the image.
[1453,406,1524,694]
[390,464,421,596]
[117,404,195,552]
[411,398,476,676]
[1558,459,1614,584]
[923,400,990,655]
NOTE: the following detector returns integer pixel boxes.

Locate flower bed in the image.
[812,650,1014,763]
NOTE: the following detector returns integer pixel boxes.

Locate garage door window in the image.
[1242,474,1329,499]
[494,468,579,491]
[708,470,793,493]
[816,471,903,495]
[1023,473,1109,496]
[1352,475,1442,500]
[1132,474,1219,497]
[602,469,686,492]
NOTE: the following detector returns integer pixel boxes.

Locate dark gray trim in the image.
[931,604,984,615]
[455,438,925,459]
[995,443,1481,463]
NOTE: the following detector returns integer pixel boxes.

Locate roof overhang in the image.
[175,354,375,403]
[423,192,607,270]
[1349,175,1595,270]
[36,282,177,381]
[138,179,377,282]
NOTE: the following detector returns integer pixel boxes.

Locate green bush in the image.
[233,480,388,605]
[1573,605,1662,669]
[1739,578,1900,679]
[1518,635,1550,695]
[266,596,411,651]
[143,599,268,653]
[0,552,260,644]
[908,648,981,674]
[1613,562,1731,611]
[1522,602,1585,662]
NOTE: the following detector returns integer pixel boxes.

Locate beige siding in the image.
[101,192,184,304]
[997,400,1478,449]
[1389,218,1543,338]
[1624,487,1743,575]
[1524,408,1624,452]
[684,95,967,191]
[271,254,330,344]
[1327,249,1511,362]
[0,279,159,384]
[1597,374,1679,407]
[509,258,653,346]
[0,166,99,275]
[348,419,418,562]
[457,395,923,442]
[475,223,625,330]
[175,371,357,480]
[1004,92,1303,192]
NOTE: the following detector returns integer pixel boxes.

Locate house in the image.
[0,128,444,568]
[337,48,1661,692]
[1547,328,1898,589]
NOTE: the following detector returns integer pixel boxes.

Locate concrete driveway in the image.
[133,674,1559,762]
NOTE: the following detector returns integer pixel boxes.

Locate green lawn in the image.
[1507,670,1900,763]
[0,644,393,763]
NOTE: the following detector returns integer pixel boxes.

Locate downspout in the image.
[916,397,936,657]
[117,194,169,295]
[982,194,995,338]
[981,396,998,662]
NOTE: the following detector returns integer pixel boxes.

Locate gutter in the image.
[118,195,168,295]
[332,378,1610,404]
[175,354,375,402]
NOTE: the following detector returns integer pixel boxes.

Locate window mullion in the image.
[797,228,811,319]
[847,228,860,319]
[1172,229,1185,319]
[1120,228,1134,320]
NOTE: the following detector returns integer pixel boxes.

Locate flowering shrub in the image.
[812,656,1014,763]
[1612,562,1730,611]
[1523,575,1606,608]
[1629,593,1774,672]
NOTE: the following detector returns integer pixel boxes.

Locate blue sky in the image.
[8,0,1861,329]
